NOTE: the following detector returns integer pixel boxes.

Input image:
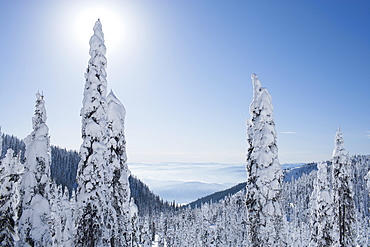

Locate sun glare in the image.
[74,6,124,52]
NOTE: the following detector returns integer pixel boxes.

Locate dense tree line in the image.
[1,133,25,161]
[50,146,79,194]
[129,175,178,217]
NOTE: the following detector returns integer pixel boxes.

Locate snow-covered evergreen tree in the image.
[106,90,135,246]
[332,128,356,246]
[139,216,151,247]
[309,162,335,247]
[0,148,23,246]
[70,189,77,243]
[49,182,62,246]
[282,168,316,246]
[61,187,73,246]
[309,176,319,246]
[200,203,211,246]
[366,167,370,196]
[19,92,52,246]
[129,199,140,246]
[0,127,3,157]
[245,73,286,246]
[75,19,110,247]
[351,155,370,246]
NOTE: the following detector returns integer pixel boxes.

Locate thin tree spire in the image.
[246,73,286,246]
[332,128,356,246]
[19,92,52,246]
[75,19,110,247]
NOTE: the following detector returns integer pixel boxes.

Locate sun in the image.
[74,5,124,52]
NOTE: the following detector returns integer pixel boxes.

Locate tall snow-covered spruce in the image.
[19,92,52,246]
[0,148,23,246]
[331,128,356,246]
[75,19,110,246]
[245,73,285,246]
[75,19,136,246]
[309,161,335,246]
[107,90,136,246]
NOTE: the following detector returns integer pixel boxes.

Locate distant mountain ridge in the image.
[186,162,318,207]
[187,182,247,209]
[153,181,231,204]
[283,162,318,182]
[281,163,306,170]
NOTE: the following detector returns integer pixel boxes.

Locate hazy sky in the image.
[1,0,369,164]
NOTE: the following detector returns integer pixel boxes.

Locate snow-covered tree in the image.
[282,168,316,246]
[70,189,77,242]
[106,90,135,246]
[19,92,52,246]
[0,148,23,246]
[0,127,3,157]
[365,166,370,245]
[351,155,370,246]
[129,199,140,246]
[366,166,370,197]
[309,178,318,246]
[245,73,286,246]
[49,182,62,246]
[200,203,211,246]
[75,19,110,247]
[310,162,335,247]
[139,216,151,247]
[332,128,356,246]
[61,187,73,246]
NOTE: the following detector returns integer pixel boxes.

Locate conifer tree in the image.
[129,199,140,246]
[106,90,135,246]
[366,169,370,194]
[70,189,77,241]
[0,127,3,157]
[49,182,62,246]
[140,216,152,247]
[309,162,335,247]
[0,149,23,246]
[365,167,370,240]
[75,19,110,247]
[61,187,73,246]
[245,73,285,246]
[309,174,319,246]
[332,128,356,246]
[19,92,52,246]
[200,203,210,246]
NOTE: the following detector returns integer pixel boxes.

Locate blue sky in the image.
[0,0,369,164]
